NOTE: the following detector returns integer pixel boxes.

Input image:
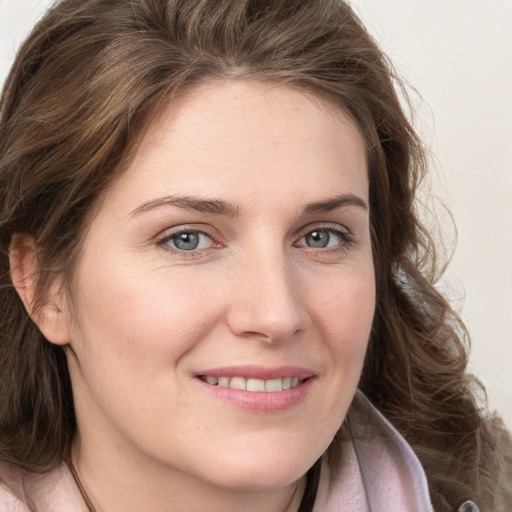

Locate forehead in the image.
[101,80,368,214]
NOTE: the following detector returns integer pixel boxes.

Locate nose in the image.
[225,248,309,344]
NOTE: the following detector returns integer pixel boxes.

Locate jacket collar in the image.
[313,390,434,512]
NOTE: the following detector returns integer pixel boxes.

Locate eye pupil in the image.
[306,230,330,248]
[173,232,200,250]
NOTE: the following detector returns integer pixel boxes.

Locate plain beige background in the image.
[1,0,511,427]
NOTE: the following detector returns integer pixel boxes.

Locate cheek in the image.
[311,268,375,394]
[313,270,375,345]
[70,261,222,374]
[297,271,375,451]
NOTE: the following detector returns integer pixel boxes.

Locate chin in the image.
[207,465,307,493]
[194,446,316,492]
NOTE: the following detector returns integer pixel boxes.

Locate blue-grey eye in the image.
[169,232,211,251]
[304,230,332,248]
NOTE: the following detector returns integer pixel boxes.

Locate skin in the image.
[13,80,375,512]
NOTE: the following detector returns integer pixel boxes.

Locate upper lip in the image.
[196,365,315,380]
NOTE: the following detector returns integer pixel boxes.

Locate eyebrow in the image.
[303,194,369,214]
[130,193,368,218]
[130,195,242,218]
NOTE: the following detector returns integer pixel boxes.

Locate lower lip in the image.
[196,377,315,413]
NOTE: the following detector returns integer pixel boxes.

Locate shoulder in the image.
[0,481,30,512]
[318,392,483,512]
[0,463,88,512]
[480,413,512,510]
[0,463,28,511]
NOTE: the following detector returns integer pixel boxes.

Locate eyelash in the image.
[156,225,221,259]
[294,224,355,253]
[155,223,355,258]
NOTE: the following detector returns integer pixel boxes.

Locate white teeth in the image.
[265,378,283,392]
[202,375,303,392]
[218,376,230,387]
[229,376,246,390]
[246,378,266,392]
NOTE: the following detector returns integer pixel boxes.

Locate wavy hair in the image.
[0,0,510,510]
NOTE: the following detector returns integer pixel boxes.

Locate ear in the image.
[9,233,71,345]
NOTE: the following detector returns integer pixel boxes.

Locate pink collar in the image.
[313,390,434,512]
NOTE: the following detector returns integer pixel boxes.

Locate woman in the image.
[0,0,510,510]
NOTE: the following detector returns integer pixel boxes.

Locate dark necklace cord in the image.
[67,460,96,512]
[297,458,321,512]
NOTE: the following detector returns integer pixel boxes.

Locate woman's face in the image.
[63,81,375,493]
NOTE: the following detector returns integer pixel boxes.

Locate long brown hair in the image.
[0,0,510,510]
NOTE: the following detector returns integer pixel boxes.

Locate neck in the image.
[71,440,307,512]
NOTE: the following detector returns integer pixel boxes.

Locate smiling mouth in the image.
[198,375,305,392]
